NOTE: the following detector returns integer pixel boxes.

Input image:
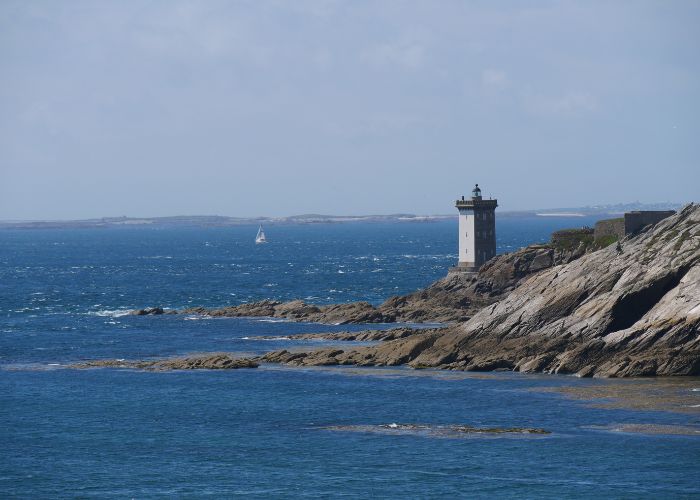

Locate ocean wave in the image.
[88,309,133,318]
[240,336,290,341]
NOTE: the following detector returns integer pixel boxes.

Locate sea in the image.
[1,217,699,498]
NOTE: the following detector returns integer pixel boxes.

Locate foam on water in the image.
[89,309,133,318]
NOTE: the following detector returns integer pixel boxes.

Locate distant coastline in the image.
[0,202,683,230]
[535,212,585,217]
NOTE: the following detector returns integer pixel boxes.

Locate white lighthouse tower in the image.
[455,184,498,272]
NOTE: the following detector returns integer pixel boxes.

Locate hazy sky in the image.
[1,1,698,219]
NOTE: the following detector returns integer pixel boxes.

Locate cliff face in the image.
[267,204,700,377]
[408,204,700,376]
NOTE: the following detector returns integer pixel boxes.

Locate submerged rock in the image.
[322,423,550,438]
[130,307,167,315]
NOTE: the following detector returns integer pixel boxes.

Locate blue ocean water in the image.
[1,218,699,498]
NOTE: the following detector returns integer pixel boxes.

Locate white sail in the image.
[255,225,267,244]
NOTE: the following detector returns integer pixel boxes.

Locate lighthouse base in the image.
[448,262,480,276]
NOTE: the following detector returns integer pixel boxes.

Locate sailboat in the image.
[255,225,267,244]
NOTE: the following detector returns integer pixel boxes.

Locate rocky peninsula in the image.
[128,204,700,377]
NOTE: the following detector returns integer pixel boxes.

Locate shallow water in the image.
[2,218,699,498]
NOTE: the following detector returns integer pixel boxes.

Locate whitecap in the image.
[240,335,290,341]
[89,309,132,318]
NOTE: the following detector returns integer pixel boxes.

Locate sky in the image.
[1,0,698,219]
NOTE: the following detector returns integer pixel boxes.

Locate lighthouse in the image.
[455,184,498,272]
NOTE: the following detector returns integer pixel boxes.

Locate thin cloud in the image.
[361,41,426,70]
[481,69,509,90]
[521,91,600,116]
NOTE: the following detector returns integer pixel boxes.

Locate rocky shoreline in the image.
[122,204,699,377]
[71,354,259,371]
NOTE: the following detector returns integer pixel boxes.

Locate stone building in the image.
[454,184,498,272]
[594,210,675,242]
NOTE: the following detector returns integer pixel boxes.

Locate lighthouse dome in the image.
[472,184,482,199]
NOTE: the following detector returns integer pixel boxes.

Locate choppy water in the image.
[1,218,699,498]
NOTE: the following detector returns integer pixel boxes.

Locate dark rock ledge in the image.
[71,354,259,371]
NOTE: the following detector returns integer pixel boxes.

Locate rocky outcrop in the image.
[178,300,387,324]
[260,329,445,367]
[257,327,433,342]
[261,204,700,377]
[71,354,259,371]
[130,307,174,316]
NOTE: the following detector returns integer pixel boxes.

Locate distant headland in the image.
[0,202,683,230]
